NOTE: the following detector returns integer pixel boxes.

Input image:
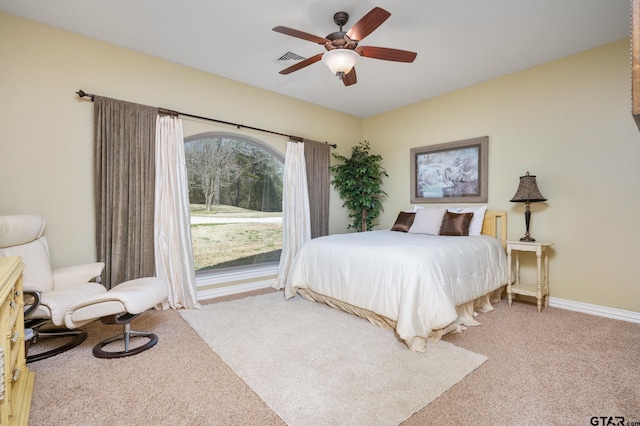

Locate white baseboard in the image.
[197,278,274,301]
[195,264,278,301]
[549,297,640,324]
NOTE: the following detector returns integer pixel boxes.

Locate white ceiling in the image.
[0,0,631,118]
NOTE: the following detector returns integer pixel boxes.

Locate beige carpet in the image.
[180,292,487,426]
[25,288,640,425]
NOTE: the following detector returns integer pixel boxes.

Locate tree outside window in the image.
[184,135,283,272]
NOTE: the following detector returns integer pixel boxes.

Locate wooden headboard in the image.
[481,210,507,248]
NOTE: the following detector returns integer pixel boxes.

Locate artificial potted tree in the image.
[330,140,388,232]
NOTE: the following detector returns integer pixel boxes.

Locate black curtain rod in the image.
[76,90,337,148]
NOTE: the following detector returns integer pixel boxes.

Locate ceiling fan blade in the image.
[272,26,329,44]
[279,53,324,75]
[356,46,417,63]
[342,68,357,86]
[346,7,391,41]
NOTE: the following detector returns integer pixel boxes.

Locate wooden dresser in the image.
[0,257,34,425]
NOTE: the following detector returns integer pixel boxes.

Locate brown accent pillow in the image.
[439,211,474,236]
[391,211,416,232]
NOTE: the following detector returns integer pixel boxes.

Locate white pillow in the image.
[408,207,447,235]
[447,205,487,236]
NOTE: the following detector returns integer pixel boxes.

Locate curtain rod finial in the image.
[76,90,95,101]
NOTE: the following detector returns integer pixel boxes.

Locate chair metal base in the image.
[23,294,89,363]
[92,313,159,359]
[25,311,160,360]
[26,321,87,363]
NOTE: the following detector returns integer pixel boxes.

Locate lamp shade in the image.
[322,49,359,76]
[510,172,547,203]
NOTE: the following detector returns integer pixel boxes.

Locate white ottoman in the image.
[65,277,168,358]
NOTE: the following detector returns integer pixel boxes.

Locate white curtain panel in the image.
[154,116,201,309]
[274,142,311,290]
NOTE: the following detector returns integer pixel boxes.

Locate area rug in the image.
[180,292,487,426]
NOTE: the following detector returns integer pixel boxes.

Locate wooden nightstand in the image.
[506,241,552,312]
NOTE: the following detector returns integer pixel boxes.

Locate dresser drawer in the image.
[2,288,20,340]
[0,256,34,426]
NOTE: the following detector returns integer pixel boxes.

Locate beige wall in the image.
[364,39,639,312]
[0,12,360,267]
[1,12,637,313]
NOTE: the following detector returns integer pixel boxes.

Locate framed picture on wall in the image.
[410,136,488,203]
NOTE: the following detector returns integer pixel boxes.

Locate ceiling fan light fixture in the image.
[322,49,359,77]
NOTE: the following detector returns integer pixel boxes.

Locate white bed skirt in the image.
[296,285,506,351]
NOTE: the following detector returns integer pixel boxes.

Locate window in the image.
[184,133,283,275]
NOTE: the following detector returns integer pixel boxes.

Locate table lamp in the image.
[510,171,547,242]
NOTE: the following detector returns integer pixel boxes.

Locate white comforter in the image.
[284,230,508,351]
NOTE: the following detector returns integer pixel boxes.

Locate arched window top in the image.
[184,131,284,163]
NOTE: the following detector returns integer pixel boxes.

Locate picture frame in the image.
[410,136,488,203]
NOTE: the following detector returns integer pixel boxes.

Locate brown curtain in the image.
[304,141,330,239]
[94,96,158,289]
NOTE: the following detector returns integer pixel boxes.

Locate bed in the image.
[284,209,509,352]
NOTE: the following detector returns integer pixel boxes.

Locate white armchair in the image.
[0,215,106,361]
[0,215,168,361]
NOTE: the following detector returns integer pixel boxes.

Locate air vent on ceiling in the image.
[275,51,306,66]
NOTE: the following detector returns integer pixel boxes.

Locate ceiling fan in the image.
[273,7,417,86]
